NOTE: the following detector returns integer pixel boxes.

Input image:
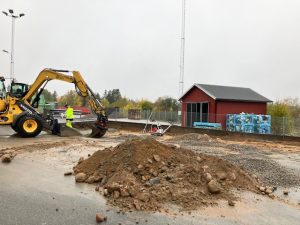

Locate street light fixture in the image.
[2,9,25,81]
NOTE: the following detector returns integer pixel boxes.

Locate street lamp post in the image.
[2,9,25,81]
[179,0,186,97]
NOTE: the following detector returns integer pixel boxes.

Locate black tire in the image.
[16,114,43,138]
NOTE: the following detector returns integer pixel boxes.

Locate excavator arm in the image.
[24,68,108,137]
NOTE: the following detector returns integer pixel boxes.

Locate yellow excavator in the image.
[0,68,108,138]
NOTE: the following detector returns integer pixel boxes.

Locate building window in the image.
[186,102,209,127]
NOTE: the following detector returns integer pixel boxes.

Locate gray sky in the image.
[0,0,300,101]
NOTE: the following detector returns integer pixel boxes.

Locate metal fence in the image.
[271,117,300,136]
[107,109,300,137]
[107,109,182,125]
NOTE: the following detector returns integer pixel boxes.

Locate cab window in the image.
[0,81,6,98]
[10,83,29,98]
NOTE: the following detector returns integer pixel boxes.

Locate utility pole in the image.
[2,9,25,81]
[179,0,186,97]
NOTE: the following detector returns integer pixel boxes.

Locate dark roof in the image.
[179,84,272,102]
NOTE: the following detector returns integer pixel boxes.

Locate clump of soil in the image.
[74,137,260,211]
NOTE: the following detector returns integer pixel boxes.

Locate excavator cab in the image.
[0,77,7,112]
[9,82,29,98]
[0,77,6,97]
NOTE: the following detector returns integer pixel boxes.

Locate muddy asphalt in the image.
[0,126,300,225]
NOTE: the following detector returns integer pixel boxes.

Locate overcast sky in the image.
[1,0,300,101]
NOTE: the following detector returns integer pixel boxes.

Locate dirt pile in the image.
[74,137,260,211]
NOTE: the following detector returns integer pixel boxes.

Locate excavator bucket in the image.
[90,124,107,138]
[89,114,108,138]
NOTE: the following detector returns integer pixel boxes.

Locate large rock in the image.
[147,177,160,186]
[196,156,203,162]
[217,171,227,180]
[268,193,275,199]
[128,187,137,197]
[86,176,96,184]
[207,180,222,194]
[137,193,150,202]
[251,174,258,179]
[75,173,87,182]
[229,172,236,181]
[173,144,180,149]
[96,213,107,223]
[153,155,161,162]
[283,189,289,195]
[105,183,121,194]
[160,166,168,173]
[133,200,141,210]
[113,190,120,199]
[265,188,273,195]
[228,200,235,206]
[205,173,212,182]
[120,188,130,197]
[103,189,108,196]
[100,176,107,185]
[137,164,144,170]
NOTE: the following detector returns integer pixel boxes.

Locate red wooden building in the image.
[179,84,272,128]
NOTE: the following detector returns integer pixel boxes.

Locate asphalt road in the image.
[0,156,225,225]
[0,125,14,136]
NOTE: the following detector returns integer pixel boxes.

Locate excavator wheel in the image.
[16,114,43,138]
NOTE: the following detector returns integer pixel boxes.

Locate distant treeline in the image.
[42,88,180,111]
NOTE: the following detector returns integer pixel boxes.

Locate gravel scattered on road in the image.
[166,134,300,187]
